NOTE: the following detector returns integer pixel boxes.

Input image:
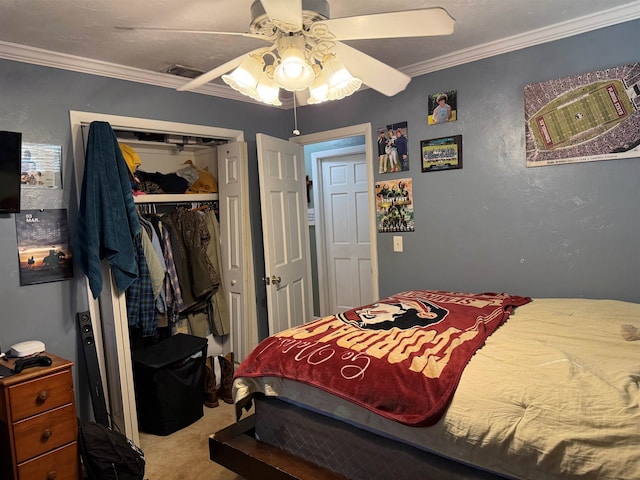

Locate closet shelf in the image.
[117,137,222,153]
[134,193,218,204]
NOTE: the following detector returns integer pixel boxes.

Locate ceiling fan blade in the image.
[115,26,266,40]
[317,8,455,40]
[332,42,410,97]
[260,0,303,31]
[177,48,264,92]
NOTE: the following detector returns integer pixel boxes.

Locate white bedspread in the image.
[234,298,640,480]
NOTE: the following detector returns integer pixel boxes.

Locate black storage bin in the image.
[132,333,207,436]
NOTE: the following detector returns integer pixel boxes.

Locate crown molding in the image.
[0,40,269,106]
[1,2,639,108]
[402,2,640,77]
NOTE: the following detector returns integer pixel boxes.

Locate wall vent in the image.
[165,64,204,79]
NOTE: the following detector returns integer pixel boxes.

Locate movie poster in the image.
[15,209,74,286]
[375,178,414,233]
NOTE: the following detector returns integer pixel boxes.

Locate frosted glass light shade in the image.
[255,67,282,106]
[273,46,315,91]
[322,54,362,100]
[222,54,264,97]
[307,66,329,104]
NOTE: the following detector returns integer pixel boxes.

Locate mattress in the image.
[234,298,640,480]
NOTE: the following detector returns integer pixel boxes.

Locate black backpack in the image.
[78,422,145,480]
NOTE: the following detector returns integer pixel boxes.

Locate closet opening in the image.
[70,111,254,446]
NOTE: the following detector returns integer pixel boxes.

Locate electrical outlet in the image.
[393,236,403,252]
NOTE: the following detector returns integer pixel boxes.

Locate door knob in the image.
[271,275,281,285]
[230,280,236,286]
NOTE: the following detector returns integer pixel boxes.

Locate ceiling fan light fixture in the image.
[321,54,362,100]
[255,65,282,106]
[307,64,329,104]
[222,54,264,97]
[273,36,315,91]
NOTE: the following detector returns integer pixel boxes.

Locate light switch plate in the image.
[393,236,403,252]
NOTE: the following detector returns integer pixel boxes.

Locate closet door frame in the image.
[69,110,248,443]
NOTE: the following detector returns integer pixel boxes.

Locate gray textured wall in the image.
[297,19,640,302]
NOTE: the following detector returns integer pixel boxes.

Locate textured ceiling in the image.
[1,0,639,103]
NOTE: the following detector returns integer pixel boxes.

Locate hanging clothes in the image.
[203,210,230,336]
[161,208,220,313]
[73,121,140,298]
[138,214,166,303]
[125,235,157,337]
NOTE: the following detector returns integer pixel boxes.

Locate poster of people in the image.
[525,63,640,166]
[16,209,74,286]
[376,121,409,173]
[375,178,415,233]
[428,90,458,125]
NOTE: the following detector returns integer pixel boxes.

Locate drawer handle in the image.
[37,390,50,402]
[42,428,53,440]
[47,471,57,480]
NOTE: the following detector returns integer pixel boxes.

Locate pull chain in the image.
[292,93,300,136]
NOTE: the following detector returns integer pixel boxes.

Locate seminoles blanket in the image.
[235,290,531,426]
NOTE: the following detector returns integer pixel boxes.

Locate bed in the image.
[209,290,640,480]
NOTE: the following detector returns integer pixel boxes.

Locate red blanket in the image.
[235,290,531,426]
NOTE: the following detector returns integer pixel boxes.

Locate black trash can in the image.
[132,333,208,436]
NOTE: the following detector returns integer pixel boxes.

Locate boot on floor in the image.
[217,353,234,404]
[204,356,219,408]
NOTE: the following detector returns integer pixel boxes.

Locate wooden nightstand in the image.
[0,353,78,480]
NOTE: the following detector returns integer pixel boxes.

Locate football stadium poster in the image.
[525,63,640,167]
[375,178,415,233]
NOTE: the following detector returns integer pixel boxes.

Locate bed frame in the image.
[209,414,347,480]
[209,397,505,480]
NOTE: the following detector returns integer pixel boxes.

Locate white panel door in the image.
[217,142,258,361]
[256,134,313,335]
[321,153,372,313]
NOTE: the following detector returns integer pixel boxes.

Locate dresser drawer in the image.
[9,370,74,421]
[18,442,79,480]
[13,404,77,463]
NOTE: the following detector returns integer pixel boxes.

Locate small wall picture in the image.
[376,121,409,174]
[427,90,457,125]
[21,143,62,189]
[421,135,463,172]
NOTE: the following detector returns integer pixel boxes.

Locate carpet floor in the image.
[139,401,250,480]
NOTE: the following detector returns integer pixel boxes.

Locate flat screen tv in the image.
[0,130,22,213]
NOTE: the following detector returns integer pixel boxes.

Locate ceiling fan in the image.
[119,0,455,106]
